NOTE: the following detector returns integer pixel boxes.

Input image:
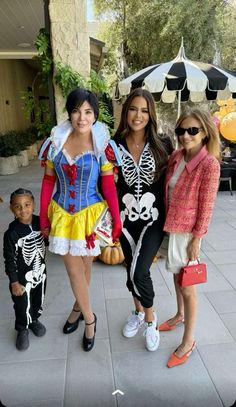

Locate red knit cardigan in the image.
[163,146,220,238]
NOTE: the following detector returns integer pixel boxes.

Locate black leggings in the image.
[10,280,46,332]
[120,220,164,308]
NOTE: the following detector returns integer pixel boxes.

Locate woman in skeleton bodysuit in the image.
[114,88,170,352]
[39,88,121,352]
[3,189,47,351]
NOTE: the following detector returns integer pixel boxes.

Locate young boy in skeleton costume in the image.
[3,188,47,351]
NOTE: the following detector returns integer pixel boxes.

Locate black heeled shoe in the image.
[83,313,97,352]
[63,308,84,334]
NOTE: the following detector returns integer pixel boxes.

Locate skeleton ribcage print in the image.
[121,147,155,199]
[18,231,45,269]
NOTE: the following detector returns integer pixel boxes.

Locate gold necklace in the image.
[131,140,145,149]
[127,136,145,151]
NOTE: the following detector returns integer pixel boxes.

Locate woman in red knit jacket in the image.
[159,107,221,368]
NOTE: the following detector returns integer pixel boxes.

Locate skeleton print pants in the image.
[10,280,47,332]
[120,220,164,308]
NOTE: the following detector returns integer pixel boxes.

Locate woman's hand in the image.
[187,237,201,261]
[41,227,50,239]
[112,221,122,242]
[11,282,25,296]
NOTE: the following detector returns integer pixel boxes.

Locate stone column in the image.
[49,0,90,123]
[113,99,123,130]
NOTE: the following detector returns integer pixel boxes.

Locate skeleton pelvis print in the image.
[121,192,158,222]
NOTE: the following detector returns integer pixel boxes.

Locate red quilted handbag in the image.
[178,261,207,287]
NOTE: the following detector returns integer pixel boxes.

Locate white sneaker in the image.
[144,312,160,352]
[123,311,145,338]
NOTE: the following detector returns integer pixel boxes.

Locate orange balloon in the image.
[226,106,236,114]
[219,107,228,116]
[220,112,236,141]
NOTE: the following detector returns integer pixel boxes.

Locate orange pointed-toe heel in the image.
[159,318,184,332]
[167,341,196,368]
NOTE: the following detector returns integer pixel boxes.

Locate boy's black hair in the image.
[10,188,34,204]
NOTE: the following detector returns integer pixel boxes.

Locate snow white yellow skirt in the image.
[48,200,107,256]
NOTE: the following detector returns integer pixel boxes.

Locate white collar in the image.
[50,120,110,159]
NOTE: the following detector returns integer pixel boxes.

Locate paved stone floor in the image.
[0,159,236,407]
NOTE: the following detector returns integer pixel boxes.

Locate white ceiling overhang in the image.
[0,0,106,72]
[0,0,44,59]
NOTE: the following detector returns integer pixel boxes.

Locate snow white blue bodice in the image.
[52,150,102,213]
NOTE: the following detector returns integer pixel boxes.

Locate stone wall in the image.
[49,0,90,123]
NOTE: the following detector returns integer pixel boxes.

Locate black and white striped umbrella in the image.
[118,41,236,116]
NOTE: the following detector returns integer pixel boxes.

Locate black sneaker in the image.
[29,320,46,337]
[16,329,29,351]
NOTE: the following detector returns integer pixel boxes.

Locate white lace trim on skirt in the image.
[48,236,101,256]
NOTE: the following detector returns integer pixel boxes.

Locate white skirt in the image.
[164,232,201,274]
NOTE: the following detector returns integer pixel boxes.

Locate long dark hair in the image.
[114,88,168,179]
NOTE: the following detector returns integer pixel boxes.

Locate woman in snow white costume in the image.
[39,88,122,352]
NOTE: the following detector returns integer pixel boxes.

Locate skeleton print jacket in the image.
[3,215,46,284]
[116,140,165,230]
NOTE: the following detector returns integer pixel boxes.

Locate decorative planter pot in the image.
[31,142,38,157]
[27,144,37,160]
[17,150,29,167]
[0,156,19,175]
[26,146,33,160]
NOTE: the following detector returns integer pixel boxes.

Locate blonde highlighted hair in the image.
[176,107,221,161]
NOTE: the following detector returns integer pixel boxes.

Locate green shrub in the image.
[0,132,22,157]
[16,127,39,149]
[14,131,28,150]
[24,127,39,145]
[0,127,41,157]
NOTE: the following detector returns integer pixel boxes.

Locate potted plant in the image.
[16,131,29,167]
[0,132,21,175]
[20,127,38,160]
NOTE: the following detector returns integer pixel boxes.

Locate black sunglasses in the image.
[175,127,203,136]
